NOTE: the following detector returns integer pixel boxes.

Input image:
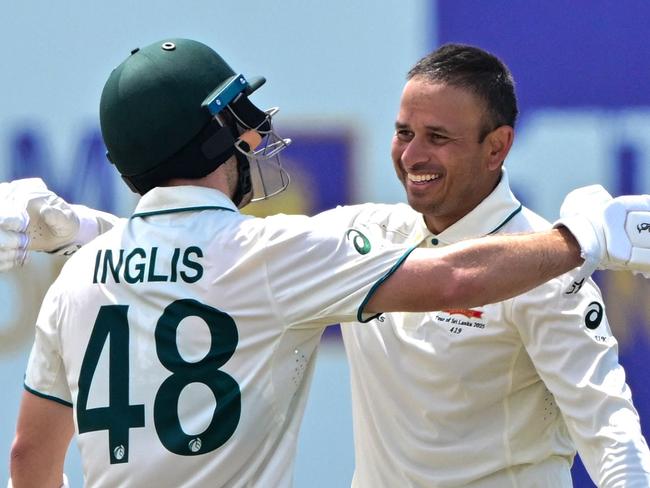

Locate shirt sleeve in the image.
[259,206,416,328]
[511,274,650,487]
[23,281,72,406]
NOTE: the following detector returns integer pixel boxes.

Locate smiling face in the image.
[392,76,512,234]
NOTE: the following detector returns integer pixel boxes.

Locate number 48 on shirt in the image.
[76,299,241,463]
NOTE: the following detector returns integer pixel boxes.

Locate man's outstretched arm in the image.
[1,178,649,313]
[366,227,581,313]
[367,186,650,313]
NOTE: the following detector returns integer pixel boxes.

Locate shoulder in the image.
[499,205,552,233]
[251,203,416,237]
[498,206,608,309]
[510,263,605,319]
[54,221,128,287]
[314,203,423,241]
[63,220,126,263]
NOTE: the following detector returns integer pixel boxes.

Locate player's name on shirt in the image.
[92,246,204,284]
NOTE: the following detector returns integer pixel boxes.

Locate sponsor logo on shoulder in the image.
[346,228,371,255]
[638,222,650,233]
[583,301,612,343]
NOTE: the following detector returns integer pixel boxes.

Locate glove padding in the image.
[0,196,29,271]
[23,181,82,253]
[602,194,650,275]
[554,185,650,294]
[0,178,100,271]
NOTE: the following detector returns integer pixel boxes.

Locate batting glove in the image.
[602,194,650,276]
[554,185,650,294]
[0,178,115,271]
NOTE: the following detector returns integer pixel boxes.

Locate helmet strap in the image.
[230,125,252,206]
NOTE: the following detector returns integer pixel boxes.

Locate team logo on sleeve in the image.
[638,222,650,233]
[346,228,371,255]
[582,301,613,343]
[584,301,604,329]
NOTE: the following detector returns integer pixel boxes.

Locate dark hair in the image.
[408,43,518,140]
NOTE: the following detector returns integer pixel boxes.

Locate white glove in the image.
[0,197,29,271]
[602,194,650,275]
[0,178,104,271]
[554,185,650,294]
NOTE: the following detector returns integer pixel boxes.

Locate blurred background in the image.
[1,1,649,486]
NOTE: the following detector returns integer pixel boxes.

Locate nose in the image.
[399,136,431,169]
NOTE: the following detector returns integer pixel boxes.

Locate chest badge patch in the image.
[442,308,484,319]
[436,309,487,334]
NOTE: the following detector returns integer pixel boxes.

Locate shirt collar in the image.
[131,185,239,218]
[414,168,522,245]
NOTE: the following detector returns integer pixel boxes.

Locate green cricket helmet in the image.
[99,38,290,203]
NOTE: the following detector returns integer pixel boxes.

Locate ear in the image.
[484,126,514,171]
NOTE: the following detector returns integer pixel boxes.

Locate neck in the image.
[164,161,235,198]
[423,171,503,234]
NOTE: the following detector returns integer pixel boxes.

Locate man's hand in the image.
[555,185,650,293]
[0,178,104,271]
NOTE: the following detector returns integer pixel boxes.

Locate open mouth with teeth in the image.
[407,173,440,183]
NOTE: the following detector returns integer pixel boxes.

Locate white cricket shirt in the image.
[24,185,415,488]
[341,170,650,487]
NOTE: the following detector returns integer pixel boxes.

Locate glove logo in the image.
[584,301,604,329]
[638,222,650,233]
[346,229,371,255]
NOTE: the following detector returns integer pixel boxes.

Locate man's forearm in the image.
[440,227,582,308]
[366,227,582,313]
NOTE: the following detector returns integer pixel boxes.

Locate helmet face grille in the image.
[230,106,292,202]
[248,155,291,202]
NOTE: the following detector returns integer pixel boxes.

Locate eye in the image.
[395,129,413,142]
[429,132,450,144]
